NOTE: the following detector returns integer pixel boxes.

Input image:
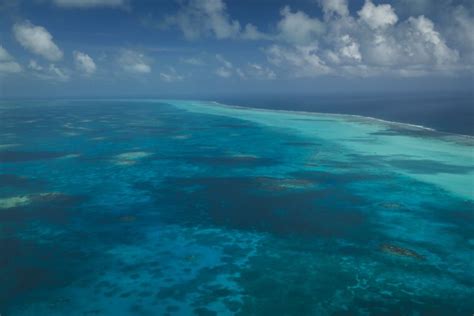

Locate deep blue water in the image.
[216,91,474,136]
[0,99,473,315]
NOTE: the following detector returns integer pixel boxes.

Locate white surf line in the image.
[206,101,470,137]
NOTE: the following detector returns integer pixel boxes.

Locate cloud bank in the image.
[165,0,472,78]
[0,0,472,85]
[263,0,469,77]
[164,0,263,41]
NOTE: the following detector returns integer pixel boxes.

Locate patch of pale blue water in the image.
[0,100,472,315]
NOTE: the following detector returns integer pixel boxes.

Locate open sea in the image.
[0,98,473,315]
[215,92,474,136]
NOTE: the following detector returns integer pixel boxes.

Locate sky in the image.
[0,0,473,98]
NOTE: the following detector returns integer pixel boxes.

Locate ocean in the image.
[215,91,474,136]
[0,99,473,315]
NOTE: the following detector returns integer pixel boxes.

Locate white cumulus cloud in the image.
[27,59,70,81]
[264,0,466,77]
[28,60,43,71]
[0,45,22,74]
[241,23,270,40]
[247,63,276,80]
[215,67,232,78]
[214,54,241,78]
[73,51,96,75]
[216,54,233,69]
[338,35,362,63]
[160,67,184,82]
[277,6,324,45]
[117,50,152,74]
[266,44,331,77]
[164,0,266,41]
[319,0,349,18]
[0,46,13,61]
[407,15,459,65]
[13,21,63,61]
[0,62,22,74]
[358,0,398,30]
[166,0,241,40]
[48,64,69,81]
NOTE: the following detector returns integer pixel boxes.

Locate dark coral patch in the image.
[169,155,280,168]
[0,193,87,226]
[0,237,88,311]
[146,175,370,238]
[118,215,137,223]
[380,244,424,260]
[193,307,217,316]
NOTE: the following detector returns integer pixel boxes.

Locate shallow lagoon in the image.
[0,100,473,315]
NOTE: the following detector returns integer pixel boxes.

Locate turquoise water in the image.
[0,99,473,315]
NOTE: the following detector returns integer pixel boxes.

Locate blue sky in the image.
[0,0,472,97]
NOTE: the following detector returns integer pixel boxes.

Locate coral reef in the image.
[380,244,424,260]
